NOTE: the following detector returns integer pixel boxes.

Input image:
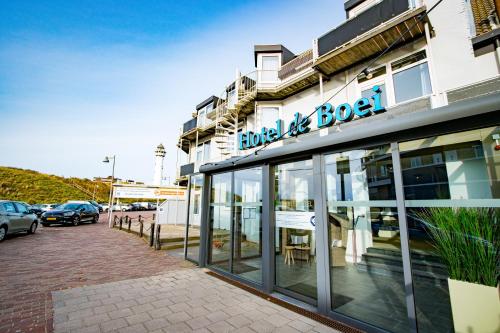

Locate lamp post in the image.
[103,155,116,228]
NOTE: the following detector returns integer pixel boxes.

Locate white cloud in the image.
[0,0,343,183]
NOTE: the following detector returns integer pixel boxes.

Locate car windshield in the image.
[58,203,82,210]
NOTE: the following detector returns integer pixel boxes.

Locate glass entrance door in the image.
[323,146,409,332]
[274,159,317,301]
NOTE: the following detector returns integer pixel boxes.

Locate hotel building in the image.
[176,0,500,332]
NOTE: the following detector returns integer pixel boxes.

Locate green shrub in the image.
[419,207,499,287]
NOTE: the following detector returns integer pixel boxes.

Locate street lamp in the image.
[103,155,116,228]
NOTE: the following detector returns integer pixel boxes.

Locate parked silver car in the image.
[0,200,38,241]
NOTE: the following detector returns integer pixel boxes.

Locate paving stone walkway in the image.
[0,216,192,333]
[52,269,340,333]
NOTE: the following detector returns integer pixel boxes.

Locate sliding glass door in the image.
[274,159,317,301]
[208,167,263,284]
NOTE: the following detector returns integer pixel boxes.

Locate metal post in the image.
[262,164,275,293]
[199,174,211,267]
[119,216,123,230]
[107,156,116,228]
[139,215,143,237]
[127,215,131,232]
[149,222,155,247]
[183,176,192,259]
[155,224,161,250]
[313,154,331,315]
[391,142,418,333]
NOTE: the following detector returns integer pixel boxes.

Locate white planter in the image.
[447,278,500,333]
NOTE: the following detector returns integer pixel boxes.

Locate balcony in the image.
[179,163,195,177]
[314,0,427,76]
[183,118,197,134]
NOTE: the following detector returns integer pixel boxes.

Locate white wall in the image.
[425,0,499,93]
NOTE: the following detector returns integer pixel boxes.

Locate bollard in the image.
[149,222,155,247]
[127,215,131,232]
[138,215,143,237]
[119,217,123,230]
[152,213,156,221]
[155,224,161,250]
[113,215,118,227]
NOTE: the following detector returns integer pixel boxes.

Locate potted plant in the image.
[419,207,499,333]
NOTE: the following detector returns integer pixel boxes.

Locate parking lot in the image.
[0,215,192,333]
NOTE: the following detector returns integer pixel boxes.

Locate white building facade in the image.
[177,1,500,332]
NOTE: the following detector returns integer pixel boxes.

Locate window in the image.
[196,145,203,163]
[258,106,279,129]
[361,84,388,108]
[197,109,206,127]
[392,51,432,103]
[203,141,211,162]
[14,203,28,214]
[399,126,500,333]
[358,66,388,108]
[208,168,263,284]
[261,55,279,82]
[3,202,16,213]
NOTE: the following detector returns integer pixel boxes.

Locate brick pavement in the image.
[0,216,192,333]
[52,269,341,333]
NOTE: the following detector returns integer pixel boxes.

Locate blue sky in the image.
[0,1,344,183]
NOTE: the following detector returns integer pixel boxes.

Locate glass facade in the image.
[399,126,500,333]
[274,160,317,301]
[208,168,263,284]
[325,146,409,332]
[186,174,203,263]
[194,125,500,333]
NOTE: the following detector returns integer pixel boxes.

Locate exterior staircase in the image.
[213,71,257,157]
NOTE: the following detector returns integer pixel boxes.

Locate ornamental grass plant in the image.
[419,207,499,287]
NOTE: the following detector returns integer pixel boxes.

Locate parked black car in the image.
[30,204,45,217]
[41,203,99,226]
[89,200,103,213]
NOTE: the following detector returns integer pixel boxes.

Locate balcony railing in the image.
[317,0,410,57]
[278,49,313,81]
[179,163,195,177]
[183,118,197,133]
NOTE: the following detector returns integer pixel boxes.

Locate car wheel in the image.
[27,222,37,234]
[0,226,6,241]
[73,216,80,226]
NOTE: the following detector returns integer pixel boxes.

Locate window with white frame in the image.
[358,66,388,107]
[259,55,280,82]
[258,106,280,129]
[356,49,432,109]
[391,50,432,104]
[197,103,213,127]
[196,144,203,163]
[196,141,211,164]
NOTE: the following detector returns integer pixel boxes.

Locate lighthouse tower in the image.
[153,143,166,185]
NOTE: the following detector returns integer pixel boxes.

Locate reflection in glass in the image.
[325,146,409,332]
[274,159,317,301]
[400,126,500,333]
[233,168,262,283]
[208,172,232,272]
[186,175,203,263]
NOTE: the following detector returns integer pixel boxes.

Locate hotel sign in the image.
[239,85,385,150]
